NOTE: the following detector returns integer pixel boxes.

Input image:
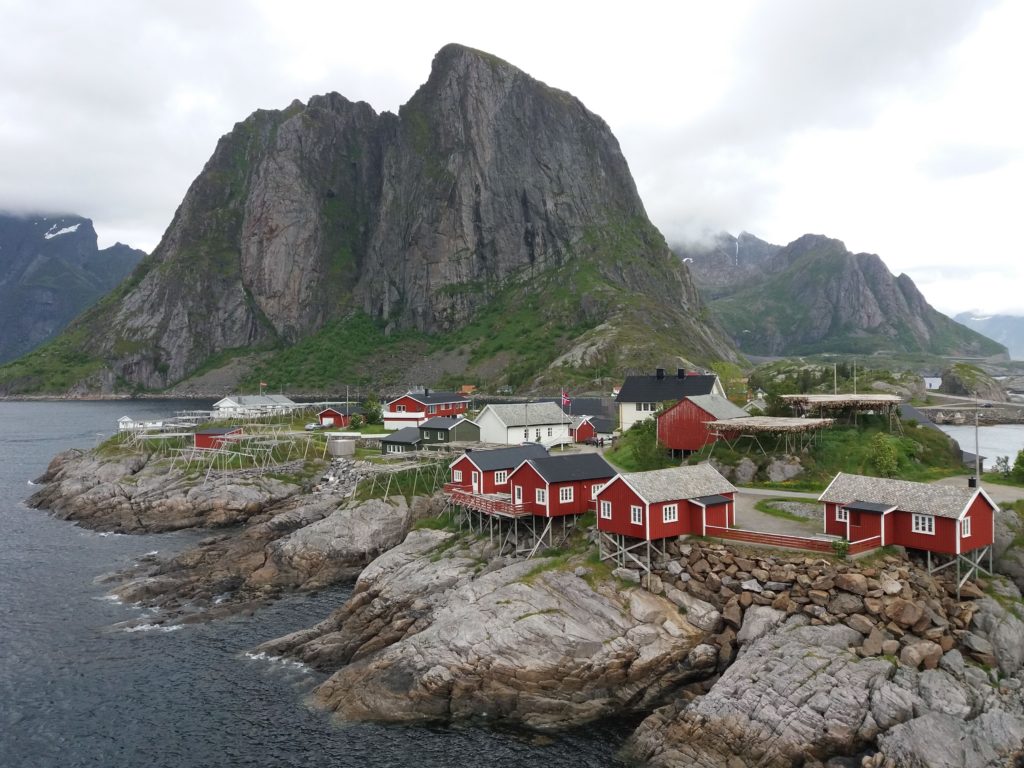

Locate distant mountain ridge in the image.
[675,233,1006,358]
[0,44,738,395]
[954,312,1024,361]
[0,213,144,363]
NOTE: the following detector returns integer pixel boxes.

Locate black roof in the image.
[420,417,464,430]
[464,444,549,471]
[844,500,895,513]
[319,404,362,416]
[616,373,718,403]
[588,416,616,434]
[693,494,731,506]
[399,391,470,406]
[525,454,615,483]
[381,427,422,444]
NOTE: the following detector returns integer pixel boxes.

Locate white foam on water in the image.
[244,651,311,672]
[124,623,183,633]
[145,551,159,556]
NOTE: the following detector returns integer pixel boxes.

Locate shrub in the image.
[831,539,850,559]
[1013,449,1024,483]
[995,455,1011,478]
[870,433,899,477]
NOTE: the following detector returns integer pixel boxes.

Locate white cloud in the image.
[0,0,1020,315]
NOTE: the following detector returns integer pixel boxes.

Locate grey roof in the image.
[216,395,296,408]
[619,464,736,504]
[481,402,570,427]
[319,404,362,416]
[686,394,747,420]
[844,501,895,514]
[419,417,463,430]
[381,427,422,444]
[525,454,616,483]
[819,473,993,519]
[693,494,731,506]
[196,426,241,435]
[616,373,718,403]
[463,444,549,471]
[590,416,616,434]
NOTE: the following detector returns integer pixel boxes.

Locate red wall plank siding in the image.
[961,494,995,553]
[657,399,717,452]
[389,395,468,418]
[573,421,596,443]
[318,408,351,428]
[596,477,649,539]
[891,512,958,555]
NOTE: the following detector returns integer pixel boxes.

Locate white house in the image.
[212,395,298,418]
[615,369,724,433]
[474,402,572,446]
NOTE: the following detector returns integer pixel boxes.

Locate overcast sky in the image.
[2,0,1021,316]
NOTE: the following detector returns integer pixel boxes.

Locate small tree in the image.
[870,433,899,478]
[349,413,365,429]
[362,395,383,425]
[995,455,1011,478]
[1012,449,1024,483]
[831,539,850,559]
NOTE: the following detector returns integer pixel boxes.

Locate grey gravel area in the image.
[768,500,822,521]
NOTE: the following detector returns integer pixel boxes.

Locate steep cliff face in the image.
[1,44,735,394]
[702,233,1006,358]
[672,231,781,298]
[0,213,143,363]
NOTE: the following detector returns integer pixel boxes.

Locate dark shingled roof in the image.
[589,416,616,434]
[524,454,616,483]
[319,404,362,416]
[843,501,895,514]
[464,444,549,471]
[381,427,422,444]
[616,374,718,403]
[419,417,463,430]
[693,494,731,506]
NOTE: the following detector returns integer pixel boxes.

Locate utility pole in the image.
[975,406,981,483]
[834,363,837,395]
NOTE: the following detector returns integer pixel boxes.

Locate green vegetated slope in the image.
[709,235,1005,358]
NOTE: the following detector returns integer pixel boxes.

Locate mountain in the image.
[954,312,1024,361]
[0,213,144,364]
[679,233,1006,358]
[671,231,781,298]
[0,44,737,396]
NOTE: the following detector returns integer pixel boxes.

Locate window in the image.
[600,500,612,519]
[559,486,573,503]
[591,484,600,500]
[536,488,547,505]
[494,470,508,484]
[912,514,935,535]
[630,505,643,525]
[635,402,656,412]
[836,507,848,523]
[535,429,541,441]
[961,517,972,538]
[547,427,553,437]
[453,470,463,482]
[663,504,678,523]
[396,404,406,412]
[429,405,437,414]
[524,429,529,439]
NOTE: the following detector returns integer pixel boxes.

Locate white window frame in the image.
[836,507,848,523]
[961,516,972,538]
[663,504,678,524]
[514,485,523,504]
[591,484,599,500]
[396,404,406,412]
[912,513,935,535]
[523,428,529,439]
[453,469,463,482]
[600,500,612,519]
[559,486,573,503]
[547,427,553,437]
[630,505,643,525]
[429,405,437,414]
[536,488,547,505]
[494,470,508,485]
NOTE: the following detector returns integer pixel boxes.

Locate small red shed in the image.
[570,416,597,444]
[194,426,242,450]
[657,394,746,454]
[447,444,550,495]
[595,463,737,541]
[508,454,615,518]
[318,405,360,428]
[819,472,998,556]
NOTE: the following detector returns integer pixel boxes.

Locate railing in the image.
[444,487,529,517]
[848,535,882,555]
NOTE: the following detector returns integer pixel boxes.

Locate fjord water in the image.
[0,401,625,767]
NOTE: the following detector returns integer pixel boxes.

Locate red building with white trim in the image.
[818,472,997,556]
[508,454,615,518]
[595,464,737,541]
[569,416,597,444]
[447,444,549,495]
[656,394,746,454]
[318,405,361,428]
[384,391,470,429]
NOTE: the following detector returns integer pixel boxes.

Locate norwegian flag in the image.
[561,389,571,407]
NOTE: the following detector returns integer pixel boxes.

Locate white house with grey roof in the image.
[474,402,572,446]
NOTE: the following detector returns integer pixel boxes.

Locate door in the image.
[514,485,523,505]
[472,472,480,493]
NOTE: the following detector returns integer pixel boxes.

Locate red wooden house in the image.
[508,454,615,518]
[384,390,470,429]
[318,405,361,428]
[194,426,242,450]
[819,473,997,557]
[596,464,737,541]
[656,394,746,455]
[447,444,550,495]
[569,416,597,444]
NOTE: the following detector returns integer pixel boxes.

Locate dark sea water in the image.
[0,401,627,767]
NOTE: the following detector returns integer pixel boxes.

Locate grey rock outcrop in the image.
[260,530,710,729]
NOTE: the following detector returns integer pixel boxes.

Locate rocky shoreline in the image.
[27,444,1024,766]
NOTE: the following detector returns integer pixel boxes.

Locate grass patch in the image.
[413,509,461,532]
[753,498,818,523]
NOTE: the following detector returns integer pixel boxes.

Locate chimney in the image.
[968,476,978,488]
[655,368,665,380]
[424,387,430,397]
[677,368,686,379]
